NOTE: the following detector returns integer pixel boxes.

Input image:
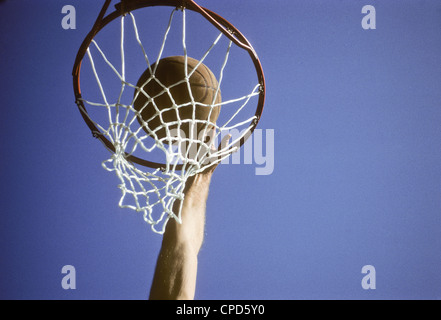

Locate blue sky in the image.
[1,0,441,299]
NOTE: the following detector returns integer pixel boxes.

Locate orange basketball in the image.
[133,56,221,143]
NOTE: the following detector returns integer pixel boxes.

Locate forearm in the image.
[149,228,198,300]
[178,173,212,250]
[149,172,213,300]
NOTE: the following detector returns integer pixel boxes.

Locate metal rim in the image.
[72,0,265,169]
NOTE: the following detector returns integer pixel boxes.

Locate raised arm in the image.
[149,169,214,300]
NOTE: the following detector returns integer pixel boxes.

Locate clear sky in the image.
[1,0,441,299]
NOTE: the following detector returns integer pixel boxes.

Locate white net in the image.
[77,7,261,233]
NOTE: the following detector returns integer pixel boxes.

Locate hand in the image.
[200,128,232,174]
[183,129,231,194]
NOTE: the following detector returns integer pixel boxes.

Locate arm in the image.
[149,169,214,300]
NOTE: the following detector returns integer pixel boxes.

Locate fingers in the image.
[206,127,232,151]
[207,132,232,172]
[218,133,232,150]
[197,128,235,174]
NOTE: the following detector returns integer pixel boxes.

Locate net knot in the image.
[110,142,127,164]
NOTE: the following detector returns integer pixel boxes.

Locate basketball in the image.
[133,56,221,143]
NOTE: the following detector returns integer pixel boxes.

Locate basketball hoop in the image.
[72,0,266,233]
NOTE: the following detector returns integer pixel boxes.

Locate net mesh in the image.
[77,7,261,233]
